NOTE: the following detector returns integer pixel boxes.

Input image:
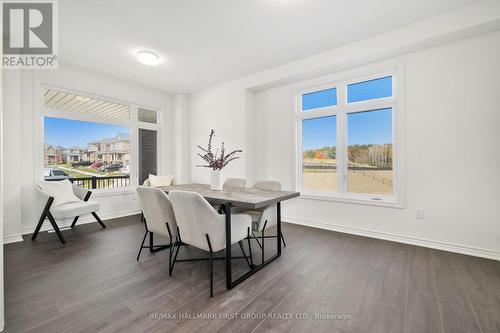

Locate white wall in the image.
[0,50,5,331]
[173,94,191,184]
[2,64,175,243]
[189,2,500,260]
[190,83,248,182]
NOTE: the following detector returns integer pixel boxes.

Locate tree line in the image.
[303,144,392,168]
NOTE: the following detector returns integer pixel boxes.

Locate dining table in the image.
[160,183,300,290]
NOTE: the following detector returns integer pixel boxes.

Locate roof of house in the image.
[90,133,130,145]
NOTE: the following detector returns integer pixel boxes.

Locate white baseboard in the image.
[284,216,500,261]
[3,234,24,244]
[2,209,142,244]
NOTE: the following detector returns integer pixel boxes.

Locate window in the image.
[138,107,157,124]
[347,76,392,103]
[302,116,337,192]
[40,87,160,190]
[138,128,157,184]
[302,87,337,111]
[347,108,393,196]
[298,73,396,203]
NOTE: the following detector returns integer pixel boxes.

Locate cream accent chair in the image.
[32,183,106,244]
[241,181,286,263]
[136,187,178,270]
[169,190,253,297]
[213,178,247,213]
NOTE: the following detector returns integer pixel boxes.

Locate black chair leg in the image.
[261,220,267,265]
[46,212,65,244]
[149,232,154,253]
[281,232,287,248]
[91,212,106,228]
[247,227,254,267]
[170,242,181,274]
[136,230,148,261]
[252,231,262,249]
[71,216,79,228]
[168,241,173,276]
[32,197,54,241]
[32,212,47,240]
[239,241,252,268]
[206,234,214,297]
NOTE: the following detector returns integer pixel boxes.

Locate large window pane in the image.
[139,128,157,185]
[302,116,337,192]
[302,88,337,111]
[43,117,130,189]
[347,108,392,195]
[347,76,392,103]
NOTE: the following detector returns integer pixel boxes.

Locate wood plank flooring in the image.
[4,215,500,332]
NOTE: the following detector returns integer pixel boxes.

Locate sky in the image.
[302,76,392,150]
[302,108,392,150]
[44,117,129,148]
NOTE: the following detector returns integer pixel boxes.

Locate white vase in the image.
[210,169,223,190]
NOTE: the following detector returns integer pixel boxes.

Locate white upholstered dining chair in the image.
[240,180,286,263]
[213,178,247,213]
[223,178,246,189]
[169,190,253,297]
[136,187,178,270]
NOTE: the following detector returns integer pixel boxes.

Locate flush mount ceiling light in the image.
[137,50,160,66]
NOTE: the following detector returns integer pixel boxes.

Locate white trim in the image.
[284,217,500,261]
[3,234,24,245]
[21,209,141,236]
[299,193,403,209]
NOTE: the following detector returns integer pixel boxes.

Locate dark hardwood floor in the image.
[4,215,500,332]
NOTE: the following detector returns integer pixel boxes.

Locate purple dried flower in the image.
[197,129,242,170]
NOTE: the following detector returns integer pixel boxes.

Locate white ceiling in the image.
[59,0,480,93]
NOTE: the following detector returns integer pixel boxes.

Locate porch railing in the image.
[46,175,130,189]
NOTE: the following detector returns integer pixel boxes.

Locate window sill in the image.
[90,188,136,197]
[299,192,403,209]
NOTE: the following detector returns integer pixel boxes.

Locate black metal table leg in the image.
[224,201,283,290]
[277,201,281,255]
[224,202,232,290]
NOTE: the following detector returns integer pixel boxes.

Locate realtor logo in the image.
[2,0,58,69]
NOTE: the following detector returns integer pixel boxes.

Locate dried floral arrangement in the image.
[197,129,242,171]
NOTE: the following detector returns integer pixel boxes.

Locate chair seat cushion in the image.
[50,201,99,219]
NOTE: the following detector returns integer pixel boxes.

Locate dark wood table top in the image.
[159,183,300,209]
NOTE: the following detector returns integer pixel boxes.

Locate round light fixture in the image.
[137,50,160,66]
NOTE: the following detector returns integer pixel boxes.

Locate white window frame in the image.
[35,83,162,194]
[296,68,403,207]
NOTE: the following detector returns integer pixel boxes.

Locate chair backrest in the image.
[223,178,246,189]
[252,180,281,191]
[169,190,224,252]
[142,178,151,187]
[136,187,177,238]
[37,180,82,207]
